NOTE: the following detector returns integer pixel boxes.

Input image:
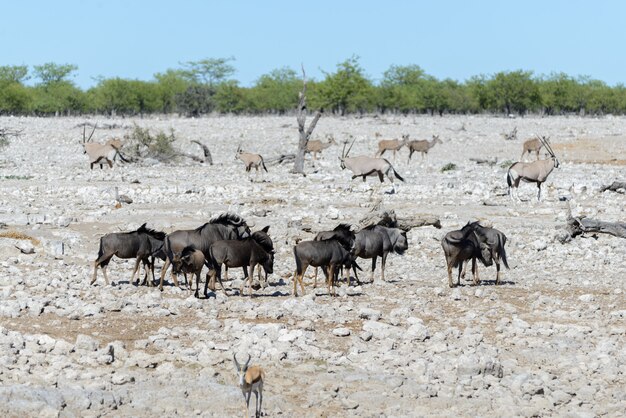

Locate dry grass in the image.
[0,230,40,245]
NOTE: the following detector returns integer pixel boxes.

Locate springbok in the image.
[375,133,409,161]
[407,135,442,162]
[339,139,405,193]
[236,145,267,179]
[233,353,264,418]
[306,133,337,160]
[80,124,128,169]
[507,135,560,201]
[521,135,547,161]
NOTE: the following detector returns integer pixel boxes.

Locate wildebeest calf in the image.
[172,246,206,297]
[441,227,493,288]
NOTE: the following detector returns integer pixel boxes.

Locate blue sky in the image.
[3,0,625,88]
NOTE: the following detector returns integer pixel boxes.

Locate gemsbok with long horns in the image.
[236,145,268,178]
[339,138,405,193]
[375,133,409,161]
[507,135,560,201]
[80,124,129,169]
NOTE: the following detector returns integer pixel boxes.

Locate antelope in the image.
[80,124,128,169]
[507,135,560,201]
[339,138,405,193]
[375,133,409,161]
[442,227,493,288]
[236,145,267,178]
[233,353,264,418]
[407,135,442,162]
[460,222,509,284]
[306,133,337,160]
[520,135,546,161]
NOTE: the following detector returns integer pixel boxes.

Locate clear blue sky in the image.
[3,0,625,89]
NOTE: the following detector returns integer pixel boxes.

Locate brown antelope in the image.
[507,136,560,201]
[233,353,264,418]
[520,135,547,161]
[339,138,405,193]
[235,145,267,179]
[375,133,409,161]
[306,133,337,160]
[80,124,127,169]
[407,135,442,162]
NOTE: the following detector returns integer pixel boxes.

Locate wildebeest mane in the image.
[251,231,274,252]
[135,223,166,240]
[195,212,247,232]
[333,223,353,231]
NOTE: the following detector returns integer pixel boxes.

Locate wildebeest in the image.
[339,139,405,193]
[159,213,250,291]
[292,230,355,297]
[172,246,206,296]
[460,222,509,284]
[91,223,165,286]
[312,224,360,287]
[208,230,275,297]
[353,225,408,282]
[507,136,560,201]
[441,227,493,288]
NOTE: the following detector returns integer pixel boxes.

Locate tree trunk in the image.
[293,66,322,174]
[358,200,441,231]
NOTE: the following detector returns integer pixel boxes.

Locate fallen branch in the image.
[265,154,295,165]
[558,204,626,242]
[191,140,213,165]
[359,200,441,231]
[600,181,626,193]
[470,157,498,166]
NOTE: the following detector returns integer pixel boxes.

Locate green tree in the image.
[180,57,236,86]
[315,56,374,115]
[249,67,300,113]
[33,63,78,85]
[379,65,427,113]
[214,80,249,114]
[154,69,191,113]
[0,83,33,114]
[487,70,541,115]
[0,65,29,84]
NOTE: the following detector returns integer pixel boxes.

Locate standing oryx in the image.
[236,145,268,179]
[80,124,129,169]
[507,135,560,201]
[375,133,410,161]
[306,134,337,161]
[92,223,166,286]
[353,224,408,282]
[460,221,509,284]
[407,135,442,162]
[339,139,405,193]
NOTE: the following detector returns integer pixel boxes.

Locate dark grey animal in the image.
[441,227,493,288]
[208,232,275,297]
[313,224,361,287]
[292,231,355,297]
[172,246,206,296]
[91,223,166,286]
[159,213,250,291]
[353,225,408,282]
[460,222,509,284]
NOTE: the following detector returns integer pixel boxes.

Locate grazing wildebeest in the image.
[460,221,509,284]
[313,224,360,287]
[353,225,408,282]
[172,246,206,296]
[233,353,265,418]
[507,135,560,201]
[339,139,405,193]
[91,223,165,286]
[208,231,275,297]
[159,213,250,291]
[292,230,355,297]
[441,227,493,288]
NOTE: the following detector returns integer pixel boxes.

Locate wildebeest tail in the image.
[499,235,509,269]
[293,246,302,275]
[261,158,268,172]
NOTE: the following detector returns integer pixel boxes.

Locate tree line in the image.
[1,56,626,117]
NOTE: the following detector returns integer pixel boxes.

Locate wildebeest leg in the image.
[327,264,335,296]
[378,172,384,183]
[313,267,318,288]
[129,258,141,285]
[495,259,501,285]
[460,259,468,280]
[472,258,480,285]
[381,252,388,282]
[371,256,377,283]
[92,253,113,285]
[447,262,455,288]
[159,258,171,291]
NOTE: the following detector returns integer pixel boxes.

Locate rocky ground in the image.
[0,114,625,417]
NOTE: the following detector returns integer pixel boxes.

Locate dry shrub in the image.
[125,124,178,162]
[0,230,40,245]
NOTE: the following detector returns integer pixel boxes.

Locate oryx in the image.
[507,135,560,201]
[339,138,405,193]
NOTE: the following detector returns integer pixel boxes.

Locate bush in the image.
[126,124,178,161]
[440,162,457,172]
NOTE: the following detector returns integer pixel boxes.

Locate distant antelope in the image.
[507,135,560,201]
[236,145,267,179]
[306,133,337,160]
[375,133,409,161]
[339,138,405,193]
[520,135,547,161]
[407,135,442,162]
[233,353,264,418]
[80,124,128,169]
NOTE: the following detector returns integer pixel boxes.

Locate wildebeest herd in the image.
[88,133,567,295]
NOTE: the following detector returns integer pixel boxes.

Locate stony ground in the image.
[0,114,624,417]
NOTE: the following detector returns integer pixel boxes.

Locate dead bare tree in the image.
[294,65,322,174]
[558,204,626,242]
